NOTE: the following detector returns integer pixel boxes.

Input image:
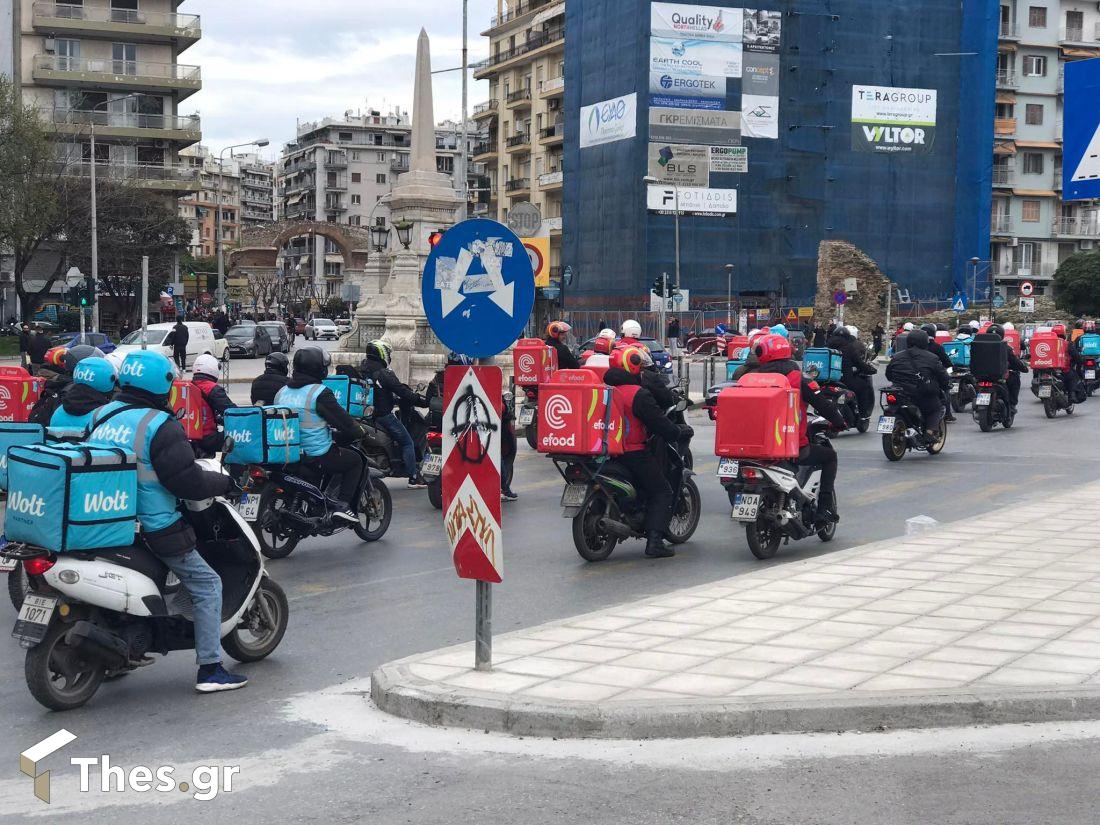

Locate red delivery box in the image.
[934,330,952,345]
[0,366,43,423]
[714,373,800,460]
[169,379,204,439]
[725,335,750,359]
[513,338,557,386]
[536,369,623,455]
[1003,329,1022,357]
[1029,332,1068,371]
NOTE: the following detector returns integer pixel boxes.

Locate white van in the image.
[107,322,228,371]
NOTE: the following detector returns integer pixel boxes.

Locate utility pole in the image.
[140,256,149,350]
[658,272,668,345]
[89,122,99,332]
[460,0,469,221]
[673,184,681,292]
[724,264,734,326]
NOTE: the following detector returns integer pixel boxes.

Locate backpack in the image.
[888,350,939,398]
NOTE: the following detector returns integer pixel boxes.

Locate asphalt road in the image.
[2,376,1100,821]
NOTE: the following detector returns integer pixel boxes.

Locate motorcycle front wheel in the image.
[1043,398,1057,418]
[666,478,701,544]
[355,481,393,542]
[855,416,870,434]
[571,492,617,562]
[256,489,301,559]
[222,577,289,663]
[25,621,105,711]
[427,478,443,510]
[746,516,782,560]
[927,419,948,455]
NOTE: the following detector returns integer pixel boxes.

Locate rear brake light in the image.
[565,464,586,482]
[980,381,993,387]
[741,467,760,480]
[24,556,56,576]
[886,393,898,404]
[250,468,267,479]
[427,432,442,445]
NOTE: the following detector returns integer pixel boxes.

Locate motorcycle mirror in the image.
[675,398,689,413]
[503,391,515,405]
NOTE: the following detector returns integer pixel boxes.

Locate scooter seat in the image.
[80,545,170,587]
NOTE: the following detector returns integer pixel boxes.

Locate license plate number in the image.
[519,408,535,426]
[1038,385,1052,398]
[236,493,260,521]
[0,556,16,573]
[731,493,761,521]
[561,483,587,507]
[976,393,992,406]
[13,593,56,645]
[717,457,740,478]
[1087,370,1096,380]
[951,382,960,393]
[421,453,443,477]
[877,415,896,434]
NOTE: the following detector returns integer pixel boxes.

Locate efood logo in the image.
[543,394,573,429]
[1034,341,1051,359]
[517,353,536,374]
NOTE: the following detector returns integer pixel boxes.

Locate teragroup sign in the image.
[851,85,937,154]
[580,92,637,149]
[651,3,743,42]
[650,107,741,146]
[646,185,738,216]
[1063,58,1100,201]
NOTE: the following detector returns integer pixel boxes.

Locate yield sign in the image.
[442,365,503,583]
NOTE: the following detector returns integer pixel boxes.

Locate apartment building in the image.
[473,0,565,290]
[239,152,276,227]
[992,1,1100,296]
[6,0,202,193]
[178,145,240,261]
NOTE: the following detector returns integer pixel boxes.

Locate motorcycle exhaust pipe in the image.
[596,517,634,538]
[64,621,130,669]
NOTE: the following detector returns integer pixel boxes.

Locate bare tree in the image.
[245,269,280,316]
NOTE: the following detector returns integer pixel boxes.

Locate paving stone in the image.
[768,631,857,652]
[408,663,468,682]
[855,673,959,692]
[567,664,667,689]
[522,680,626,702]
[663,608,746,627]
[648,672,749,697]
[444,670,544,694]
[847,639,939,659]
[1039,639,1100,659]
[924,646,1024,667]
[627,619,712,638]
[691,657,792,680]
[810,620,884,639]
[523,626,604,644]
[569,615,641,632]
[652,639,747,658]
[696,625,786,644]
[730,680,833,697]
[983,621,1071,640]
[1011,652,1100,676]
[614,650,711,672]
[581,631,666,651]
[491,638,564,656]
[953,632,1047,652]
[977,668,1088,688]
[886,659,994,683]
[495,657,590,679]
[905,615,988,633]
[539,643,633,664]
[733,644,823,665]
[770,665,872,690]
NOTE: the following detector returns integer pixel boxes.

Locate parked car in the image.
[259,321,291,353]
[107,322,227,370]
[576,336,673,378]
[305,318,339,340]
[225,324,273,358]
[49,331,117,355]
[336,317,352,335]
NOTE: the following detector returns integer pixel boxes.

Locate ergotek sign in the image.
[851,85,937,155]
[650,107,741,146]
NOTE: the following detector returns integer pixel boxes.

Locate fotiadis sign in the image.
[851,85,937,155]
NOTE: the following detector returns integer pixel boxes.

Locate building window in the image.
[349,215,361,226]
[351,151,360,161]
[351,194,361,205]
[338,132,353,142]
[1022,152,1044,174]
[377,151,387,162]
[1022,200,1041,222]
[376,173,386,184]
[1022,55,1047,76]
[351,172,361,183]
[1025,103,1044,125]
[1028,6,1046,27]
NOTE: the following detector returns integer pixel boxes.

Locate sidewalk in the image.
[373,483,1100,738]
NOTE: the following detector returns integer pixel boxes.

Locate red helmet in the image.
[45,346,68,369]
[592,336,613,355]
[754,334,792,363]
[1052,323,1067,339]
[610,345,652,375]
[546,321,572,340]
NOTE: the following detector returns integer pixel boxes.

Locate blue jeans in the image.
[162,550,223,666]
[377,412,417,479]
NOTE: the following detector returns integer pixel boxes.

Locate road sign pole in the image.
[475,579,492,671]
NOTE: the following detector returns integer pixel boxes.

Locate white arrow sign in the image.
[436,238,516,319]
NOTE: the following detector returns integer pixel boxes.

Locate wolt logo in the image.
[21,729,77,803]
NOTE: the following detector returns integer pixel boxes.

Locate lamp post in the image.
[642,175,682,294]
[370,221,391,253]
[217,138,269,312]
[969,256,980,304]
[394,219,414,250]
[724,264,734,326]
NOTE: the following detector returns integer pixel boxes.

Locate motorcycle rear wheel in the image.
[222,577,289,663]
[746,517,782,560]
[571,492,617,562]
[7,561,30,611]
[855,416,870,434]
[1043,398,1056,419]
[524,415,538,450]
[355,481,393,542]
[25,621,105,711]
[256,489,300,559]
[666,478,701,544]
[427,478,443,510]
[977,407,994,432]
[883,425,906,461]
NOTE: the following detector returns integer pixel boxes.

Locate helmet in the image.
[1076,319,1086,329]
[770,324,789,339]
[64,344,105,372]
[847,325,859,338]
[446,351,475,367]
[1003,321,1015,331]
[610,345,652,375]
[45,346,68,369]
[747,328,763,342]
[969,320,981,331]
[903,322,914,332]
[192,353,221,378]
[987,324,1005,339]
[920,323,937,338]
[621,319,642,339]
[754,333,792,363]
[1052,323,1067,339]
[592,336,614,355]
[294,345,332,381]
[71,356,117,394]
[118,350,176,397]
[366,339,392,364]
[546,320,572,340]
[906,329,930,350]
[597,328,616,340]
[264,351,290,375]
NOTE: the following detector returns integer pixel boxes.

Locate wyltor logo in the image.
[543,394,573,429]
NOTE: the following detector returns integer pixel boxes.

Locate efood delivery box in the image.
[1029,332,1069,371]
[513,339,558,386]
[535,369,623,455]
[169,379,204,439]
[0,366,44,423]
[715,373,800,460]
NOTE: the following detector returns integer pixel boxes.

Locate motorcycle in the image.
[359,401,431,480]
[817,380,869,434]
[972,376,1015,431]
[1034,369,1076,418]
[519,385,539,450]
[245,442,393,559]
[949,368,977,412]
[422,396,444,510]
[3,456,289,711]
[1082,357,1100,396]
[878,386,948,460]
[717,418,837,560]
[552,402,701,561]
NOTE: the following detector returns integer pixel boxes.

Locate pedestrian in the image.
[18,323,30,369]
[119,320,132,341]
[667,316,681,358]
[171,318,189,370]
[872,323,885,357]
[26,326,49,375]
[812,323,827,348]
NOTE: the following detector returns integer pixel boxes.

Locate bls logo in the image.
[9,491,46,517]
[543,394,573,429]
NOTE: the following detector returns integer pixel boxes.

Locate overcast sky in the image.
[184,0,496,160]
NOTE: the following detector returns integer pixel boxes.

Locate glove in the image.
[678,424,695,441]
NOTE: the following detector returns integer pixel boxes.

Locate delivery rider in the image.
[48,356,117,441]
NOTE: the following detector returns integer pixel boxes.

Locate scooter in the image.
[4,457,289,711]
[423,396,444,510]
[519,385,539,450]
[972,376,1015,431]
[878,386,948,460]
[1034,369,1076,418]
[717,417,837,560]
[949,368,977,412]
[1082,357,1100,396]
[816,380,869,434]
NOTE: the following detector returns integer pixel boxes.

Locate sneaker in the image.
[501,489,518,501]
[407,477,428,489]
[332,508,358,524]
[195,663,248,693]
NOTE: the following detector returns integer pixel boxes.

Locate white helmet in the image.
[847,325,859,338]
[903,322,915,331]
[747,327,763,341]
[969,320,980,330]
[598,328,616,340]
[621,319,641,338]
[192,353,221,378]
[1003,321,1015,331]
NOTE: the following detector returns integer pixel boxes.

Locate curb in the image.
[370,662,1100,739]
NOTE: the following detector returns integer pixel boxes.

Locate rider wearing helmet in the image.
[30,343,103,425]
[619,319,643,348]
[277,346,365,517]
[545,321,580,370]
[920,322,956,422]
[191,353,236,456]
[583,335,615,371]
[604,345,688,558]
[359,339,430,488]
[986,324,1029,411]
[828,325,878,424]
[886,329,951,441]
[88,350,245,693]
[251,351,290,406]
[47,355,116,441]
[1052,323,1083,401]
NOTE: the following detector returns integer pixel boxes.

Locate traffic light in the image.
[81,275,95,307]
[652,277,664,297]
[428,230,445,247]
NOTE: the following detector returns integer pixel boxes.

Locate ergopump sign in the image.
[580,92,637,149]
[851,85,937,154]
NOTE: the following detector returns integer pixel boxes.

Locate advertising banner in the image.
[647,185,738,216]
[651,3,743,42]
[1063,58,1100,201]
[647,143,711,186]
[851,85,937,154]
[650,36,743,79]
[650,107,741,146]
[741,94,779,139]
[579,92,637,149]
[742,52,780,96]
[709,145,748,173]
[743,9,781,53]
[649,70,726,110]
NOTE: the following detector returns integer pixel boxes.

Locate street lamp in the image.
[394,219,414,250]
[643,175,681,294]
[724,264,734,326]
[968,256,980,304]
[370,221,391,252]
[217,138,270,311]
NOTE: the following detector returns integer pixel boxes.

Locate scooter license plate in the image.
[976,393,992,407]
[731,493,761,521]
[0,556,15,573]
[1038,385,1052,398]
[561,483,587,507]
[421,453,443,478]
[1087,370,1096,380]
[951,382,960,394]
[877,415,896,434]
[518,408,535,427]
[716,457,740,478]
[236,493,260,522]
[12,593,56,645]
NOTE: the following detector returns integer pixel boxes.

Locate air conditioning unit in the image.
[43,38,56,53]
[1081,239,1095,249]
[1010,237,1019,246]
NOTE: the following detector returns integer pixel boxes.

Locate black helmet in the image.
[63,344,106,373]
[292,345,331,381]
[987,324,1005,339]
[920,323,937,338]
[906,329,930,350]
[264,351,289,375]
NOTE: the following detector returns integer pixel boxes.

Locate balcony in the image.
[539,123,563,145]
[324,179,348,192]
[539,76,565,98]
[1053,216,1100,237]
[476,26,565,77]
[489,0,558,29]
[1058,24,1099,44]
[997,262,1058,279]
[32,2,200,50]
[505,177,530,194]
[390,159,410,174]
[992,166,1015,187]
[60,160,199,192]
[999,22,1019,39]
[994,117,1017,137]
[995,70,1018,89]
[32,55,202,99]
[506,88,532,109]
[45,107,200,143]
[473,140,498,161]
[505,132,531,153]
[991,213,1011,234]
[538,169,563,190]
[472,99,499,121]
[324,154,348,169]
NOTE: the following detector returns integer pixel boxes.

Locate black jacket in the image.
[928,340,953,371]
[827,333,876,378]
[28,373,72,425]
[886,347,950,397]
[59,382,112,418]
[359,354,426,417]
[250,369,288,406]
[545,336,580,370]
[286,372,362,445]
[640,368,676,410]
[604,367,681,443]
[1008,349,1028,373]
[172,322,189,351]
[26,332,49,364]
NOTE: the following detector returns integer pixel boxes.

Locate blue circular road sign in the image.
[833,290,847,305]
[422,219,535,358]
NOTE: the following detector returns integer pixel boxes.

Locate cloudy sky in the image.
[184,0,496,159]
